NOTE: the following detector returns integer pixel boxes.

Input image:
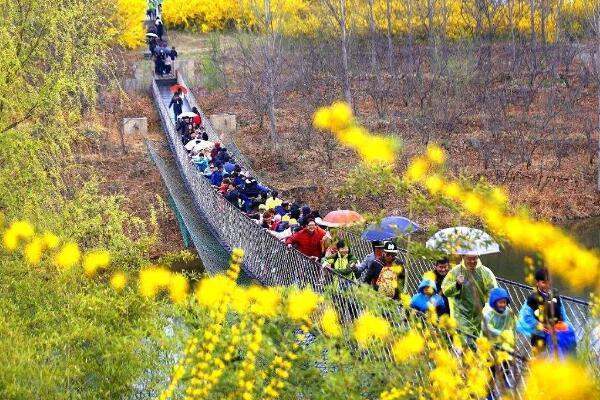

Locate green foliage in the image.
[0,253,177,399]
[201,34,226,92]
[0,1,182,398]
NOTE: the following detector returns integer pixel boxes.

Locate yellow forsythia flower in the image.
[392,330,425,363]
[53,242,81,269]
[524,359,596,400]
[425,175,443,194]
[83,250,111,276]
[168,274,190,304]
[231,286,250,313]
[3,220,35,250]
[10,220,35,239]
[475,336,492,354]
[115,0,146,48]
[320,307,342,338]
[195,275,233,308]
[426,144,446,164]
[286,287,321,321]
[400,293,411,308]
[422,271,436,282]
[353,312,390,347]
[24,238,44,265]
[139,266,172,298]
[42,231,60,249]
[248,287,281,317]
[231,247,245,264]
[110,272,127,291]
[405,158,429,182]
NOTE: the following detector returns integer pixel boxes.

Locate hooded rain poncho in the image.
[441,259,498,337]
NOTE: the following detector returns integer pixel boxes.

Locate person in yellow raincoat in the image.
[442,255,498,337]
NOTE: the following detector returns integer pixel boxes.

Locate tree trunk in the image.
[427,0,437,73]
[340,0,353,108]
[264,0,278,149]
[596,13,600,191]
[529,0,538,73]
[368,0,384,117]
[509,0,516,67]
[385,0,394,75]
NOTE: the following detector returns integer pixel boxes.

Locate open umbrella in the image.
[170,83,189,94]
[177,111,197,119]
[426,227,500,255]
[361,225,396,241]
[319,210,364,228]
[380,216,420,235]
[146,32,158,38]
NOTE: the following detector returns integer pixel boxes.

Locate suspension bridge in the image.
[144,42,597,397]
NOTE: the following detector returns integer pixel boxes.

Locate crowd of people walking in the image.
[156,0,581,378]
[172,100,578,364]
[146,0,177,77]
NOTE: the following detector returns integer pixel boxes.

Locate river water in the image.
[481,217,600,297]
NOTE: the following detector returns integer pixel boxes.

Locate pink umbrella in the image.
[318,210,365,227]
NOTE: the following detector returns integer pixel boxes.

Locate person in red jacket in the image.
[191,107,203,127]
[285,219,326,260]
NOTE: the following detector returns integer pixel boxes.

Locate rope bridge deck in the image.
[147,71,598,394]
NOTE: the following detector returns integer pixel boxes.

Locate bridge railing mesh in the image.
[151,75,598,390]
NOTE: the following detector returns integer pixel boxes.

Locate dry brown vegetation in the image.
[187,32,600,221]
[74,86,186,257]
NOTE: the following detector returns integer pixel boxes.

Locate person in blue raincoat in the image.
[482,287,517,392]
[517,268,576,356]
[410,278,445,315]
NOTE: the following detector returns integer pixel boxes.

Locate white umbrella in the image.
[192,140,214,153]
[426,227,500,256]
[146,33,159,38]
[177,111,197,119]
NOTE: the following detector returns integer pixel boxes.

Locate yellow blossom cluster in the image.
[313,102,400,164]
[53,242,81,270]
[319,307,342,338]
[110,271,127,291]
[184,304,231,399]
[1,219,130,294]
[404,145,599,290]
[237,318,265,400]
[391,329,425,363]
[353,312,391,348]
[523,359,597,400]
[160,336,200,400]
[379,385,412,400]
[114,0,147,48]
[3,220,35,250]
[286,286,322,322]
[83,250,111,276]
[139,266,189,304]
[262,346,298,399]
[428,346,490,400]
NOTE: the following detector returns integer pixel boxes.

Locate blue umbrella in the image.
[361,225,397,241]
[380,216,420,235]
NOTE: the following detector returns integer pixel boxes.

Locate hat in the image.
[488,287,510,308]
[534,268,549,282]
[383,241,399,253]
[372,240,385,248]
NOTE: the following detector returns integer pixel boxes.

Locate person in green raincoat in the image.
[441,255,498,338]
[322,240,357,289]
